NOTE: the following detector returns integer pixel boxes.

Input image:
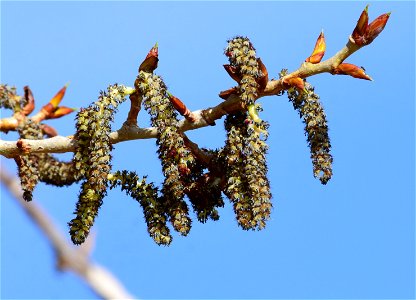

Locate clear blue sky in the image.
[1,1,414,299]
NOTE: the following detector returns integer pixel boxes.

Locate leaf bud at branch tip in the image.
[352,5,369,46]
[139,43,159,73]
[365,12,391,45]
[305,30,326,64]
[351,5,390,46]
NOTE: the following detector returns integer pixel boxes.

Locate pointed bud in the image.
[49,83,69,108]
[167,92,196,122]
[365,12,391,45]
[352,5,369,45]
[305,31,326,64]
[47,106,77,119]
[21,86,35,115]
[40,124,58,137]
[139,43,159,73]
[333,63,372,80]
[223,64,242,83]
[256,58,269,91]
[283,77,305,91]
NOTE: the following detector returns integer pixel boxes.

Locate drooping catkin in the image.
[221,109,272,230]
[221,112,255,229]
[287,81,332,184]
[109,170,172,245]
[38,156,79,187]
[241,118,272,230]
[15,119,43,201]
[135,71,194,236]
[69,84,131,245]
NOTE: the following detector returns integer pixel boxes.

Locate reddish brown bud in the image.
[223,64,242,83]
[49,83,69,108]
[351,6,390,46]
[139,43,159,73]
[305,31,326,64]
[219,87,238,100]
[167,92,196,122]
[365,12,391,45]
[352,5,369,45]
[47,106,77,119]
[21,86,35,115]
[283,77,305,91]
[256,58,269,91]
[333,63,372,80]
[40,124,58,137]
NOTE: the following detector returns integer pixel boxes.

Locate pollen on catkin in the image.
[69,84,131,245]
[15,119,43,201]
[135,71,194,236]
[225,36,261,107]
[287,81,333,184]
[109,170,172,245]
[242,118,272,230]
[221,112,255,229]
[221,109,272,230]
[0,84,21,110]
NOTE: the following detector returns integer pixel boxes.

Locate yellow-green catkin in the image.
[0,84,21,111]
[38,157,79,187]
[221,110,272,230]
[15,120,43,201]
[69,84,131,245]
[109,170,172,245]
[225,36,260,108]
[222,112,255,229]
[135,71,193,236]
[287,81,333,184]
[241,115,272,230]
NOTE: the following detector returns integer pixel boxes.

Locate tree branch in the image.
[0,166,135,299]
[0,36,368,158]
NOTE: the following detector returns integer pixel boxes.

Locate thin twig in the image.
[0,166,135,300]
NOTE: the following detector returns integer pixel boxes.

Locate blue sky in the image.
[1,1,415,299]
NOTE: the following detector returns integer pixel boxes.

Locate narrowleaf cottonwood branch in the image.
[0,38,375,158]
[0,5,391,246]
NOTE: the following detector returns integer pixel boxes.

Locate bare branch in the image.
[0,166,135,299]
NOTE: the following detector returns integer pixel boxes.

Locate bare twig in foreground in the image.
[0,166,135,299]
